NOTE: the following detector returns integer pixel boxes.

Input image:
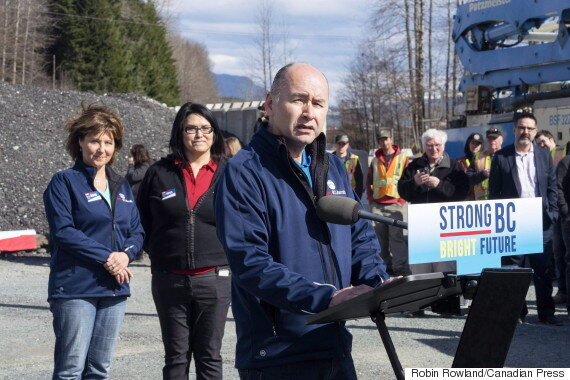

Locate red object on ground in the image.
[0,230,37,252]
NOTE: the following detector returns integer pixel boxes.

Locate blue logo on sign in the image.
[162,189,176,200]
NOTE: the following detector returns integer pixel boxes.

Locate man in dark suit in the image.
[489,112,562,326]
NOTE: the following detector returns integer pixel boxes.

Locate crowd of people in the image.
[347,111,569,326]
[42,62,569,380]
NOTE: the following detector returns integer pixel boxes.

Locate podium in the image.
[307,268,533,380]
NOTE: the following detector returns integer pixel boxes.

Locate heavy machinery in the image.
[446,0,570,157]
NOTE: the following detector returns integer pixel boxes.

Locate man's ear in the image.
[265,92,274,116]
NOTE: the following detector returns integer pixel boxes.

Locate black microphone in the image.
[316,195,408,229]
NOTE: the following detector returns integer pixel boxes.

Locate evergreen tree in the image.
[50,0,180,105]
[122,0,179,105]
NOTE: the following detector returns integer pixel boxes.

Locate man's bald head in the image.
[270,63,329,104]
[264,63,329,160]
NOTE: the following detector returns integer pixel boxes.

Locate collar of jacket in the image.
[163,153,227,182]
[72,159,123,192]
[333,148,355,160]
[418,152,451,169]
[375,145,401,160]
[252,125,329,198]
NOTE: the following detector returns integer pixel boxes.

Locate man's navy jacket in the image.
[215,127,388,369]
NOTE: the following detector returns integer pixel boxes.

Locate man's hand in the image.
[383,276,402,285]
[114,267,133,284]
[104,251,130,276]
[414,170,429,186]
[482,169,491,178]
[424,176,440,188]
[328,285,373,308]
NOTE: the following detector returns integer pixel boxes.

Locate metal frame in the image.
[454,1,570,92]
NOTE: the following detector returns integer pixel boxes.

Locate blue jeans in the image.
[50,297,127,380]
[238,355,358,380]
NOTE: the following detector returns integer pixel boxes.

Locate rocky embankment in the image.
[0,81,178,236]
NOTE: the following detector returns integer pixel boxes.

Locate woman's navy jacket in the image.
[215,127,388,369]
[44,160,144,300]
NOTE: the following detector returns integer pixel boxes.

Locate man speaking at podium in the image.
[215,63,390,379]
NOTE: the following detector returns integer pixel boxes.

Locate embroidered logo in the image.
[161,189,176,200]
[85,191,102,202]
[326,179,346,196]
[116,193,133,203]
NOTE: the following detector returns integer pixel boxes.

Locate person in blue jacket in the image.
[215,63,390,379]
[43,103,144,379]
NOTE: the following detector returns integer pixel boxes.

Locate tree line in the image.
[339,0,463,152]
[0,0,219,105]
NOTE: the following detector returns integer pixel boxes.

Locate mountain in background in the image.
[215,73,266,101]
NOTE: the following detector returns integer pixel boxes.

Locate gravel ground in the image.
[0,81,177,235]
[0,252,568,379]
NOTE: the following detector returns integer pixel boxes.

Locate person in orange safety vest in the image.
[366,129,410,275]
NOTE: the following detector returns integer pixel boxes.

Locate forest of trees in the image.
[339,0,463,151]
[2,0,465,139]
[0,0,219,105]
[0,0,52,87]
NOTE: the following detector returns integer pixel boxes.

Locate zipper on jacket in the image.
[317,242,330,283]
[321,232,338,287]
[285,152,334,286]
[175,166,193,269]
[177,161,223,270]
[188,210,195,268]
[189,210,195,268]
[189,186,213,268]
[104,173,124,291]
[261,301,278,336]
[314,152,339,288]
[112,222,116,252]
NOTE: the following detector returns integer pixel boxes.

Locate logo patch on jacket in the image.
[116,193,133,203]
[161,189,176,200]
[326,180,346,196]
[85,191,102,202]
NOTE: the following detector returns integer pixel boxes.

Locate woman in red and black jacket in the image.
[137,103,229,380]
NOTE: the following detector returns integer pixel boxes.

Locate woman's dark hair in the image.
[169,102,226,162]
[463,132,483,159]
[130,144,151,165]
[65,102,124,164]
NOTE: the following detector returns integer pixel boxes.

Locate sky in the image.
[167,0,379,105]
